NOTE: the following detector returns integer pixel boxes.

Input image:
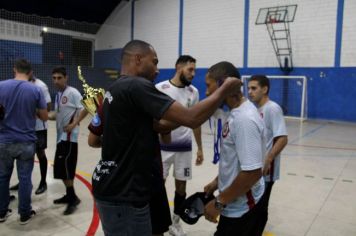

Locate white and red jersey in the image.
[155,80,199,152]
[219,100,265,217]
[259,100,288,182]
[54,86,83,143]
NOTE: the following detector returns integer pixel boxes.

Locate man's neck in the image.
[120,66,139,78]
[257,96,269,108]
[170,74,184,87]
[14,74,29,81]
[59,85,67,92]
[227,96,246,110]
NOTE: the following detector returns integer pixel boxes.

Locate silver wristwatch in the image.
[214,196,226,211]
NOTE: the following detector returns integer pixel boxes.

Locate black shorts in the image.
[214,197,264,236]
[53,141,78,180]
[35,130,47,151]
[150,182,172,234]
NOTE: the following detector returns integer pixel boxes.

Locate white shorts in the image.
[161,151,192,181]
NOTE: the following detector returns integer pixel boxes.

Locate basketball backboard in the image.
[256,5,297,25]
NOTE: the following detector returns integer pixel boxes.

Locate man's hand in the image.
[204,179,218,197]
[64,122,76,133]
[220,77,242,96]
[195,149,204,165]
[204,200,220,223]
[263,157,272,176]
[48,111,56,120]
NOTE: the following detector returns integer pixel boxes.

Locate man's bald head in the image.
[119,40,159,81]
[121,40,154,64]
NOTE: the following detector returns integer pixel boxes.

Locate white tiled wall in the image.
[341,0,356,67]
[134,0,179,69]
[249,0,338,67]
[95,1,131,50]
[183,0,244,68]
[1,0,344,69]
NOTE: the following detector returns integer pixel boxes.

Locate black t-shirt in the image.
[92,75,174,204]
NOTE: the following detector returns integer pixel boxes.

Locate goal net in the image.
[241,75,307,120]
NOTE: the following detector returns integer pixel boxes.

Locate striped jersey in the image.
[219,100,265,218]
[155,80,199,151]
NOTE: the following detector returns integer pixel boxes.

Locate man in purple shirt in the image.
[0,59,48,225]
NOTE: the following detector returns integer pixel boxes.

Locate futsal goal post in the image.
[241,75,307,121]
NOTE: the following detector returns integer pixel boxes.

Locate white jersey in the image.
[156,80,199,152]
[219,100,265,218]
[54,86,83,143]
[259,100,288,182]
[33,78,51,131]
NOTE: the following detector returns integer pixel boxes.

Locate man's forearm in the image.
[193,126,203,149]
[73,109,88,126]
[153,119,179,134]
[88,132,102,148]
[162,77,241,129]
[266,136,288,162]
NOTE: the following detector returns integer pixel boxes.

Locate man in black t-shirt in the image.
[92,40,242,236]
[88,103,172,236]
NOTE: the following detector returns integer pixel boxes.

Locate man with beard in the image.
[155,55,203,236]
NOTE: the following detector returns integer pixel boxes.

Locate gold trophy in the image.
[77,66,105,116]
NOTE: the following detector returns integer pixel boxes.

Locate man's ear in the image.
[134,54,142,66]
[176,64,183,74]
[27,70,34,80]
[262,86,268,95]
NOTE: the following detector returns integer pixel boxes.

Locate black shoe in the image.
[0,209,12,223]
[9,183,19,191]
[19,210,36,225]
[35,183,47,195]
[53,195,69,204]
[63,198,81,215]
[9,195,16,202]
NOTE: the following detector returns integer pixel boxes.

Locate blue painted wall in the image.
[94,49,122,70]
[0,40,42,64]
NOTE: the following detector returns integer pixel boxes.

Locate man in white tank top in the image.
[248,75,288,235]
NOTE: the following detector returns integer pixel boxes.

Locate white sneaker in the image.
[169,214,187,236]
[169,223,187,236]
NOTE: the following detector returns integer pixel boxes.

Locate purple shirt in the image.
[0,79,47,143]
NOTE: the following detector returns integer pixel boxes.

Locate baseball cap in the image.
[179,192,215,225]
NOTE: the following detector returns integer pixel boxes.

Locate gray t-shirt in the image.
[219,100,265,218]
[54,86,83,143]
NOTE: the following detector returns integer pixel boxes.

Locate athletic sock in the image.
[38,154,48,185]
[66,186,76,202]
[174,191,186,215]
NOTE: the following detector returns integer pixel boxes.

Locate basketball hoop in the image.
[268,15,278,24]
